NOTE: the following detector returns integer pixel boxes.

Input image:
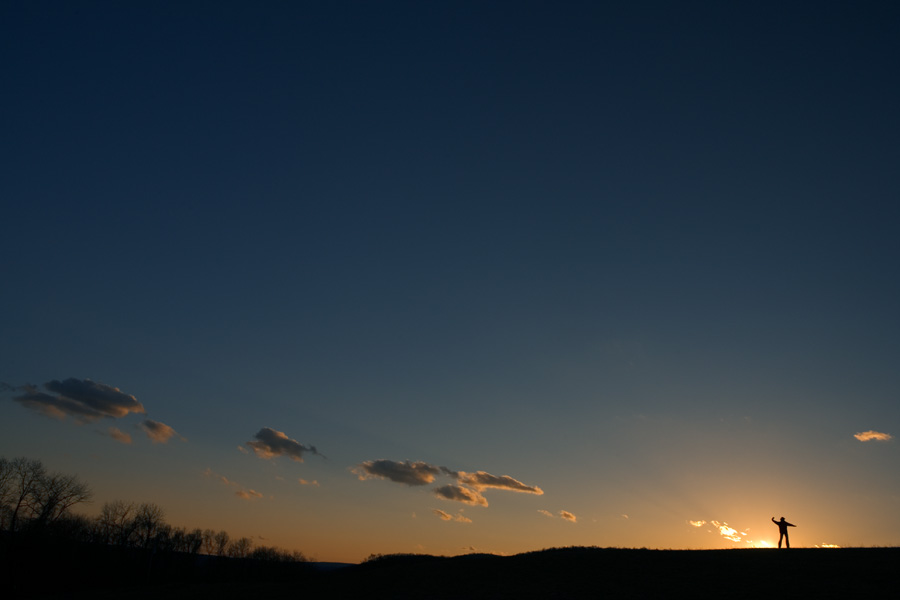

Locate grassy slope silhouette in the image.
[14,545,897,599]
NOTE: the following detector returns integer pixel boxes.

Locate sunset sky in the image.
[2,1,899,562]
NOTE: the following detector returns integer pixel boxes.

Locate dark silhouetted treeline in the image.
[1,456,313,598]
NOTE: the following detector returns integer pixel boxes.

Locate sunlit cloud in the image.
[298,478,320,487]
[432,509,472,523]
[246,427,322,462]
[355,458,543,513]
[13,378,145,423]
[139,419,184,444]
[711,520,744,542]
[236,488,264,500]
[108,427,132,445]
[539,509,576,522]
[690,519,757,545]
[433,484,488,507]
[854,430,893,442]
[457,471,543,495]
[353,459,445,486]
[203,468,265,501]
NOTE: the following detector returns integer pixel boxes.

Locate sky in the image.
[2,1,899,562]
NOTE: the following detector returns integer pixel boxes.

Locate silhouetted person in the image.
[772,517,796,548]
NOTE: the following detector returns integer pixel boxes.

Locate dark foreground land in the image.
[5,540,898,599]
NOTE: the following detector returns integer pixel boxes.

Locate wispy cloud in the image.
[236,488,264,500]
[854,430,893,442]
[433,484,488,507]
[457,471,543,495]
[539,509,577,522]
[203,468,265,501]
[689,519,747,543]
[353,459,445,486]
[432,509,472,523]
[13,378,145,423]
[298,478,320,487]
[140,419,185,444]
[711,520,744,542]
[246,427,322,462]
[688,520,706,527]
[108,427,132,445]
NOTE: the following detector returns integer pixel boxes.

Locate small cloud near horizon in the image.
[140,419,185,444]
[689,520,707,527]
[539,509,577,522]
[854,430,892,442]
[203,468,265,501]
[432,509,472,523]
[108,427,132,445]
[247,427,322,462]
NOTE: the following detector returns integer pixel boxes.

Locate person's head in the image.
[780,517,785,522]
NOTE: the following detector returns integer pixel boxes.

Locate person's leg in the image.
[785,533,790,549]
[778,533,783,548]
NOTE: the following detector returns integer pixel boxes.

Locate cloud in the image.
[854,430,892,442]
[14,388,106,422]
[457,471,543,495]
[432,509,472,523]
[236,488,264,500]
[688,520,707,527]
[203,468,265,501]
[433,484,488,507]
[246,427,322,462]
[140,419,184,444]
[298,479,320,487]
[539,509,577,522]
[12,378,145,423]
[710,520,745,542]
[108,427,132,445]
[353,459,444,486]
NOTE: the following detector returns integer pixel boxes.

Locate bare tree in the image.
[96,500,136,546]
[0,457,13,529]
[185,528,204,554]
[201,528,216,554]
[132,502,166,549]
[32,472,92,526]
[213,529,230,556]
[227,536,253,558]
[6,457,45,531]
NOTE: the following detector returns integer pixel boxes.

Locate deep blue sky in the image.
[2,1,899,559]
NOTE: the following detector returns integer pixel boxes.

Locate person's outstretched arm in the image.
[787,522,796,527]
